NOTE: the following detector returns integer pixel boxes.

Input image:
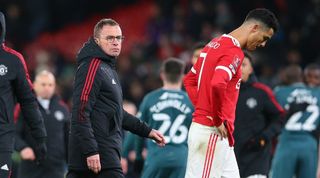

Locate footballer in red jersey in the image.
[184,8,279,178]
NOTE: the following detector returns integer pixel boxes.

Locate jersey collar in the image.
[290,82,306,87]
[222,34,240,48]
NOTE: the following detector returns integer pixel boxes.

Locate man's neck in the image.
[162,82,181,91]
[229,25,248,49]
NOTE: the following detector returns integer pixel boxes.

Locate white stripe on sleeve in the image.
[191,67,196,74]
[215,65,232,80]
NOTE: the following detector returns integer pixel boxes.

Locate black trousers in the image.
[67,168,124,178]
[0,152,12,178]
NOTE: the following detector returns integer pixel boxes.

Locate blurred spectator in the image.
[303,63,320,88]
[190,41,206,65]
[133,58,193,178]
[15,70,69,178]
[234,52,284,178]
[184,41,206,72]
[121,100,140,178]
[271,65,320,178]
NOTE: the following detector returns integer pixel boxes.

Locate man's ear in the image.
[251,24,259,33]
[249,66,254,75]
[94,38,99,44]
[160,71,165,81]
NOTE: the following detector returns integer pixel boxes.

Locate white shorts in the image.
[185,122,240,178]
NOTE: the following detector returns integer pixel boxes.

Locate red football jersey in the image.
[184,34,244,146]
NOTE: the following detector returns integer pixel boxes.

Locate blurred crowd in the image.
[0,0,320,108]
[1,1,320,178]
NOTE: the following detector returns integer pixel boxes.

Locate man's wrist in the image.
[85,151,99,158]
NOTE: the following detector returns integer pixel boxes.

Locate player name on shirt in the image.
[150,99,192,114]
[149,92,192,114]
[286,88,318,108]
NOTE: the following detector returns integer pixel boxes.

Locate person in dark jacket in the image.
[15,70,69,178]
[67,18,165,178]
[0,12,47,178]
[233,52,284,178]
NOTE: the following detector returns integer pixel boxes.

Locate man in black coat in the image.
[233,53,284,178]
[67,18,165,178]
[0,12,47,178]
[15,70,69,178]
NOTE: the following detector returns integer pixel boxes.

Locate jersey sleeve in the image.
[183,55,202,106]
[122,110,151,138]
[214,49,242,82]
[210,49,243,125]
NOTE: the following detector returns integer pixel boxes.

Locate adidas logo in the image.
[1,164,9,171]
[112,79,116,85]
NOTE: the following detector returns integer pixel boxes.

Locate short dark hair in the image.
[161,58,185,83]
[94,18,119,38]
[304,63,320,72]
[245,8,279,33]
[283,65,303,85]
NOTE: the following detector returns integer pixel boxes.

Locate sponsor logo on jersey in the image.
[0,64,8,76]
[159,92,183,100]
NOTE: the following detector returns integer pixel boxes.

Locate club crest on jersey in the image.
[0,64,8,76]
[246,97,257,109]
[54,110,64,121]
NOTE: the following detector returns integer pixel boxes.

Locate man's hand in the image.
[121,157,128,174]
[87,154,101,174]
[217,122,228,139]
[20,147,36,161]
[148,129,166,147]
